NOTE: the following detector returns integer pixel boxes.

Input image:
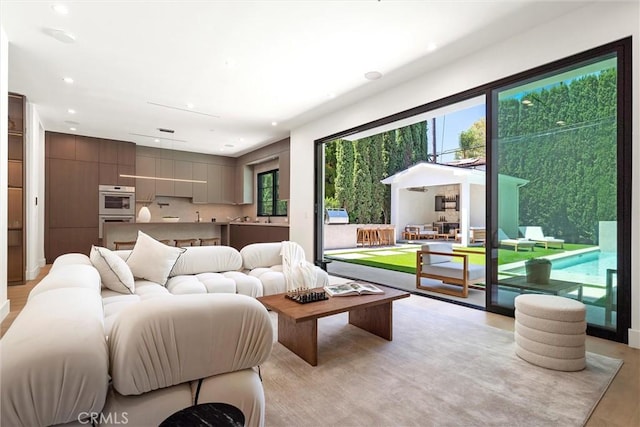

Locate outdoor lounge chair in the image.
[520,226,565,249]
[416,242,485,298]
[498,228,536,252]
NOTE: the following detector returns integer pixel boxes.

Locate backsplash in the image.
[136,196,288,224]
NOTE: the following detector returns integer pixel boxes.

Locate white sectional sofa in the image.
[1,250,274,427]
[241,241,330,295]
[1,232,333,426]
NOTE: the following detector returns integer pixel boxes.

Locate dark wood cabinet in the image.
[7,93,25,284]
[47,132,76,160]
[229,224,289,251]
[45,133,137,262]
[76,136,100,162]
[118,141,136,166]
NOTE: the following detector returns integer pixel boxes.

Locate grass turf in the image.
[326,243,593,275]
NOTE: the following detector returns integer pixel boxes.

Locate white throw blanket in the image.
[280,241,317,291]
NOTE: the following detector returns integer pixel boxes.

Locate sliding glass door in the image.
[488,40,631,342]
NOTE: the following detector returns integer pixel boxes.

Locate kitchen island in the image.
[102,221,229,250]
[102,221,290,250]
[228,222,289,250]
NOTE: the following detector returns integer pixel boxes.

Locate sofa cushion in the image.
[90,245,135,294]
[126,231,185,285]
[109,294,273,396]
[240,242,283,269]
[170,245,243,276]
[420,243,453,264]
[422,261,484,281]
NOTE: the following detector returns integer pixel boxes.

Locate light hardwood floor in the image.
[2,267,638,426]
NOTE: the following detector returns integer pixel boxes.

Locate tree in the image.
[456,118,486,159]
[334,140,355,219]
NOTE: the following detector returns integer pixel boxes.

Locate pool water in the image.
[505,250,617,285]
[553,251,617,276]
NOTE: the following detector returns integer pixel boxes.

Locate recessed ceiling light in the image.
[239,138,245,142]
[364,71,383,80]
[271,121,278,126]
[154,139,160,143]
[427,42,438,52]
[69,127,76,131]
[45,28,76,43]
[63,77,74,84]
[186,103,194,109]
[51,4,69,15]
[67,108,76,114]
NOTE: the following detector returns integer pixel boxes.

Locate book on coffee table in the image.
[324,282,384,297]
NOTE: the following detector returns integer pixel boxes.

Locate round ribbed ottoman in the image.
[514,294,586,371]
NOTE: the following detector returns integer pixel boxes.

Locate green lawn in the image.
[326,243,593,275]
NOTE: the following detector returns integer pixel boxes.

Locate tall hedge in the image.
[497,68,617,244]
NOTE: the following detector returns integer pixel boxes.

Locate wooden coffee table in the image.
[257,285,409,366]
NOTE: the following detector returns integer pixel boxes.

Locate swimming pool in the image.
[505,250,617,285]
[552,251,617,276]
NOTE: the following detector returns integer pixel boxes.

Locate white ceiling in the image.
[1,1,590,157]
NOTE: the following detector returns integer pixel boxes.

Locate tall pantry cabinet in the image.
[7,93,25,285]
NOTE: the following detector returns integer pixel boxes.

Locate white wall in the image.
[25,102,45,280]
[0,26,9,322]
[469,184,485,228]
[290,2,639,347]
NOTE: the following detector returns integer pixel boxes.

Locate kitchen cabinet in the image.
[155,158,174,196]
[75,136,100,162]
[221,165,235,204]
[192,162,208,203]
[174,160,193,197]
[206,164,222,203]
[100,138,119,163]
[117,141,136,166]
[46,133,137,262]
[47,132,76,160]
[136,156,156,202]
[278,150,290,200]
[48,158,99,228]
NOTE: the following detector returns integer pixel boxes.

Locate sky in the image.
[434,103,485,163]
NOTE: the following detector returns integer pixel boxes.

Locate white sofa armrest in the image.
[1,288,109,427]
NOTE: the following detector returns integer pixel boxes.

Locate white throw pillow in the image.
[90,245,135,294]
[126,231,186,285]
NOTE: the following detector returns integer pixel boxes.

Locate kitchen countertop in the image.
[229,222,289,227]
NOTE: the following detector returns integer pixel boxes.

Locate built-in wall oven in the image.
[98,185,135,238]
[99,185,135,216]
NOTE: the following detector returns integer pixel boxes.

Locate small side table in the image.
[160,402,244,427]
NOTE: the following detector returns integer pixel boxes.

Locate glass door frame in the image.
[312,37,632,343]
[486,37,632,343]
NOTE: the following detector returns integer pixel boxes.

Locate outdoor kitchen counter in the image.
[102,222,229,249]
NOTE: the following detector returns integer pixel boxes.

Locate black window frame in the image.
[257,169,287,217]
[313,37,632,344]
